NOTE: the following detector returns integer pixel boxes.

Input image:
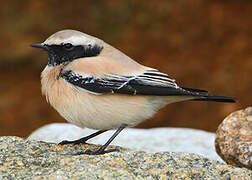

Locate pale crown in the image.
[43,29,102,47]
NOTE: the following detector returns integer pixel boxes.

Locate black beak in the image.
[30,43,48,51]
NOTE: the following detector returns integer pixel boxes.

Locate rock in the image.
[0,136,251,179]
[28,123,222,161]
[215,107,252,170]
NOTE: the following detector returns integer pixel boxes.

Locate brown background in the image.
[0,1,251,137]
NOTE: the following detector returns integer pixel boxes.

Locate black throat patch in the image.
[46,44,103,66]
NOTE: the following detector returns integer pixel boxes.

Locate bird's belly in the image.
[44,79,161,130]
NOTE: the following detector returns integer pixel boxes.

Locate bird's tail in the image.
[180,87,236,103]
[193,95,236,103]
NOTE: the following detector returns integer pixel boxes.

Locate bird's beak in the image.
[30,43,48,51]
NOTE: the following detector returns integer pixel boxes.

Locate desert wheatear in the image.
[31,30,235,155]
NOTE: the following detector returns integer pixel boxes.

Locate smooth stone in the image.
[215,107,252,170]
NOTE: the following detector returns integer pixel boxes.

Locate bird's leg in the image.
[75,124,127,155]
[59,130,107,145]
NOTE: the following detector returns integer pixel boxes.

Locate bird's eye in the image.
[63,43,74,50]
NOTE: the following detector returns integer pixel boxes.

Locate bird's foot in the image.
[74,148,119,155]
[59,130,108,145]
[59,138,87,145]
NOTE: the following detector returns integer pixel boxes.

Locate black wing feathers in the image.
[60,70,117,94]
[60,70,193,96]
[180,87,208,93]
[60,70,236,103]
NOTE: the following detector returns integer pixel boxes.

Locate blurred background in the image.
[0,0,251,137]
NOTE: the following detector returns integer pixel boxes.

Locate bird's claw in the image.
[59,139,87,145]
[59,140,71,145]
[74,148,119,155]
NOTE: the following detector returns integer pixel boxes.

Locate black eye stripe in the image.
[46,44,103,66]
[63,43,74,50]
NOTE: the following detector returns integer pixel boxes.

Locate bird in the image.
[30,29,235,155]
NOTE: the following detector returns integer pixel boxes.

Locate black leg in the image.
[75,124,127,155]
[59,130,107,145]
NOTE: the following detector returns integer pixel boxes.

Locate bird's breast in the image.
[41,66,82,110]
[41,66,92,127]
[40,66,167,130]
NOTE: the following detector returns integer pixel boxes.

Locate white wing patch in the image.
[106,68,179,89]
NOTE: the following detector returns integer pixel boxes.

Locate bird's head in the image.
[30,29,104,66]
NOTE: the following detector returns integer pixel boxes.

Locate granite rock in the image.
[0,136,252,179]
[28,123,222,161]
[215,107,252,170]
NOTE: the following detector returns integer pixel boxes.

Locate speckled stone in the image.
[215,107,252,170]
[0,136,251,179]
[28,124,222,162]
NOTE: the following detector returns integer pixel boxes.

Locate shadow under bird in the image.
[30,29,235,155]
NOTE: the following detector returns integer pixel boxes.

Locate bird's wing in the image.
[60,68,202,96]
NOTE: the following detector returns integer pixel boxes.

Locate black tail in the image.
[181,87,236,103]
[181,87,208,93]
[193,95,236,103]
